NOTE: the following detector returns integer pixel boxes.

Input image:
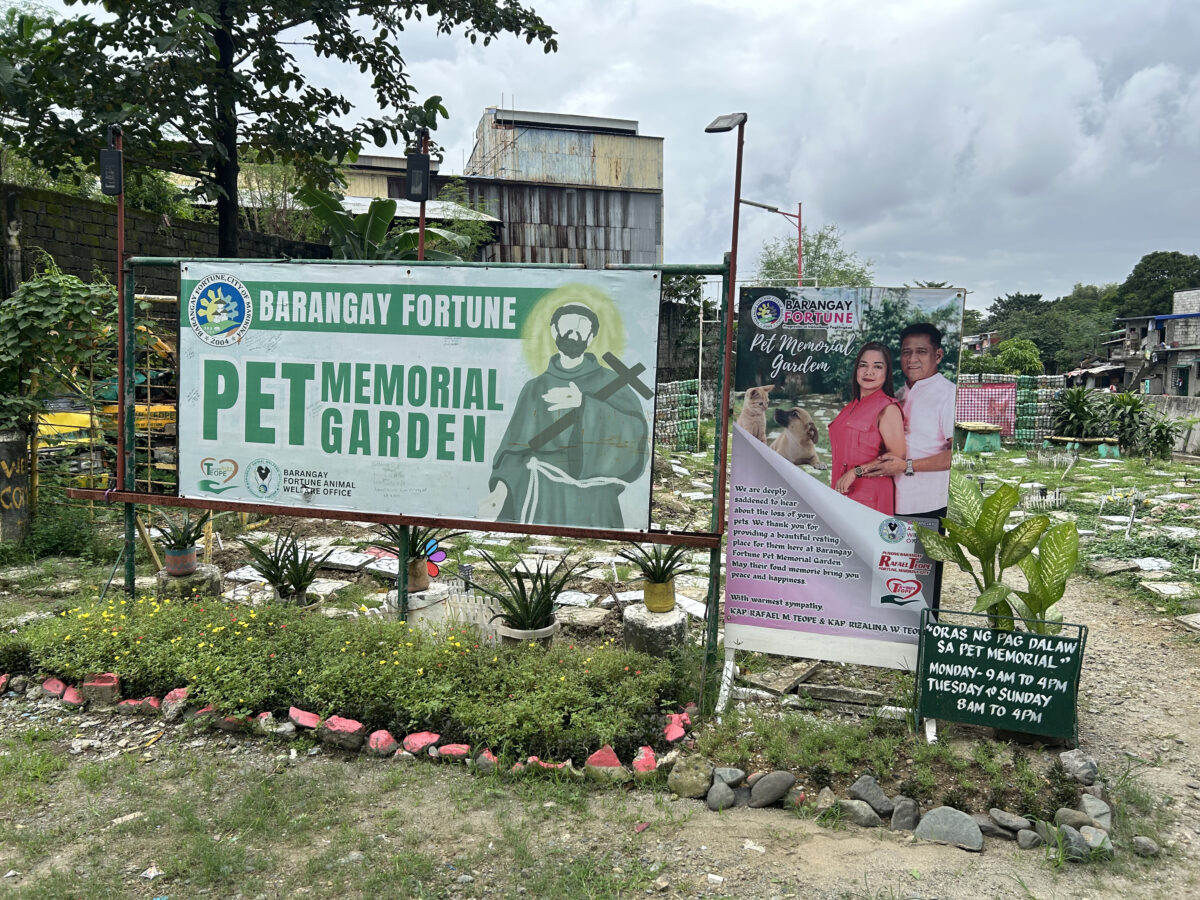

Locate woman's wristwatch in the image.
[854,466,864,477]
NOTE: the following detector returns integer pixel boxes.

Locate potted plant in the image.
[239,528,332,605]
[914,471,1078,633]
[371,524,465,592]
[158,510,211,576]
[471,551,592,646]
[618,543,695,613]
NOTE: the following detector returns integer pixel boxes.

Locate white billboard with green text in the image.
[178,263,661,531]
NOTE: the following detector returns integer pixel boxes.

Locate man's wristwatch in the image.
[904,459,915,477]
[854,466,864,477]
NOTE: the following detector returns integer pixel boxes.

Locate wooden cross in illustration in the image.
[529,352,653,450]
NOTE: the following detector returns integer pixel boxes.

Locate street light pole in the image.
[701,111,747,710]
[705,113,746,532]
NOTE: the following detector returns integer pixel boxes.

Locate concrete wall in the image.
[1,183,330,297]
[1147,395,1200,454]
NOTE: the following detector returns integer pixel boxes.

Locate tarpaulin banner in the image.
[725,286,964,669]
[178,263,661,532]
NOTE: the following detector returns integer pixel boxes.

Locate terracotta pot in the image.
[407,557,431,593]
[497,618,559,648]
[643,578,676,613]
[164,545,198,577]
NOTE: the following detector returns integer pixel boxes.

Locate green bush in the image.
[15,594,679,760]
[0,633,31,674]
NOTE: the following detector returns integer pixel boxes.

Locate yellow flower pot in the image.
[643,579,676,613]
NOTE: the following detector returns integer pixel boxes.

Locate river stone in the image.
[1079,794,1112,831]
[1059,824,1089,862]
[1080,825,1114,859]
[973,813,1015,840]
[1017,829,1043,850]
[1132,835,1161,857]
[749,771,796,808]
[913,806,983,851]
[990,808,1032,832]
[1054,808,1093,830]
[848,774,894,816]
[1059,749,1098,785]
[667,755,713,799]
[814,786,837,812]
[839,799,882,828]
[713,767,746,788]
[623,604,688,656]
[707,780,736,811]
[1034,820,1056,845]
[890,797,920,831]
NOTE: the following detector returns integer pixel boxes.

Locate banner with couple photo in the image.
[725,286,965,669]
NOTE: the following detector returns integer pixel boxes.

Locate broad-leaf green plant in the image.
[294,185,470,260]
[0,258,117,431]
[914,471,1078,633]
[1051,386,1101,440]
[472,550,592,631]
[1102,391,1149,453]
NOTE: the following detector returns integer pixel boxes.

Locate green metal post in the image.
[701,260,732,709]
[397,524,409,620]
[123,263,136,595]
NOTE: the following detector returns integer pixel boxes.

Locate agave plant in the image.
[157,510,210,549]
[238,528,332,603]
[617,542,694,584]
[471,551,593,631]
[915,471,1078,634]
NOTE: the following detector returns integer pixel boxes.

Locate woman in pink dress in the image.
[827,342,907,515]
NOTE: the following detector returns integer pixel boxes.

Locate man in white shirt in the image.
[861,323,954,519]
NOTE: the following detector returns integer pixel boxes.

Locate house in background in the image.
[1107,289,1200,395]
[962,330,1002,353]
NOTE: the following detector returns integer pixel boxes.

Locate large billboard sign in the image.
[725,286,965,669]
[178,263,661,532]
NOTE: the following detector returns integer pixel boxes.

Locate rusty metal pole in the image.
[797,202,803,285]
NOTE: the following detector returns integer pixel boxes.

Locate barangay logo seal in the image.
[188,273,253,347]
[245,458,283,500]
[878,518,907,544]
[751,295,784,330]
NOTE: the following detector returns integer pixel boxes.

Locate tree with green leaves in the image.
[994,338,1043,375]
[0,2,556,257]
[755,224,873,287]
[960,307,986,336]
[1115,250,1200,320]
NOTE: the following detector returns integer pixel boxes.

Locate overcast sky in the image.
[329,0,1197,310]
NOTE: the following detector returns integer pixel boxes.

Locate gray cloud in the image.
[253,0,1200,308]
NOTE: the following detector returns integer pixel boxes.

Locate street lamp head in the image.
[739,198,779,213]
[705,112,748,133]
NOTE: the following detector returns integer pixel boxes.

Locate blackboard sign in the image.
[915,609,1087,742]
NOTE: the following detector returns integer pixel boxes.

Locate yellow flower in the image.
[246,637,253,642]
[297,669,303,675]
